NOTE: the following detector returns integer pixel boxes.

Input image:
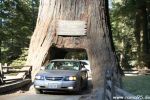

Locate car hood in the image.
[36,70,79,77]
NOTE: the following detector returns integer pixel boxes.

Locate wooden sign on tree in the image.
[57,20,87,36]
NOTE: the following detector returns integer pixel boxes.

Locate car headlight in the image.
[35,75,44,80]
[65,76,77,81]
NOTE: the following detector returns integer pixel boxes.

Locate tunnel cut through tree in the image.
[43,47,88,65]
[26,0,120,88]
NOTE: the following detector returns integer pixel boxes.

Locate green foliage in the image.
[0,0,39,65]
[111,1,137,69]
[10,48,28,66]
[111,0,150,69]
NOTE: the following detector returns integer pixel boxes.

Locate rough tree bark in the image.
[26,0,117,89]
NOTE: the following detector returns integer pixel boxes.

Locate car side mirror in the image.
[81,68,89,71]
[40,66,45,70]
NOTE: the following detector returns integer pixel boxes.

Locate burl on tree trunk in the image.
[26,0,116,88]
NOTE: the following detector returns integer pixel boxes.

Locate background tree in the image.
[111,0,150,69]
[0,0,39,65]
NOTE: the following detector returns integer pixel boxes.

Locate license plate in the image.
[48,83,58,89]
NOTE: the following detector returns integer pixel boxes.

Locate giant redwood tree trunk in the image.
[26,0,117,89]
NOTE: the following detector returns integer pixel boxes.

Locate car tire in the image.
[75,79,82,94]
[75,86,81,95]
[84,80,88,90]
[35,89,43,94]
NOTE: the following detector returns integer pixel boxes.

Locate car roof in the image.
[80,60,90,63]
[51,59,80,62]
[80,60,89,62]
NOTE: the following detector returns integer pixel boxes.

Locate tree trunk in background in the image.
[134,11,142,68]
[26,0,117,88]
[142,4,150,68]
[135,1,150,68]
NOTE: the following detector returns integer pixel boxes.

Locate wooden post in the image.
[103,70,107,100]
[0,63,2,74]
[27,66,32,79]
[3,63,8,73]
[104,69,116,100]
[0,63,2,76]
[111,71,115,100]
[0,63,4,84]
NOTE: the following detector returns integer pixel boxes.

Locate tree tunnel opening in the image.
[47,47,88,61]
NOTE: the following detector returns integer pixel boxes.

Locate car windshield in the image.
[45,61,80,71]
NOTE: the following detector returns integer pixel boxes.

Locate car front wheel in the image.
[35,89,43,94]
[74,80,82,94]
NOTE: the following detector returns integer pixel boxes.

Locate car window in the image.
[45,62,54,70]
[81,61,88,65]
[45,61,80,71]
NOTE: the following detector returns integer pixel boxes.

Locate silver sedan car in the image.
[34,59,88,94]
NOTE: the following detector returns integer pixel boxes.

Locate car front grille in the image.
[45,77,63,81]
